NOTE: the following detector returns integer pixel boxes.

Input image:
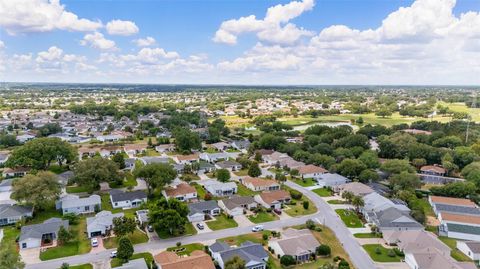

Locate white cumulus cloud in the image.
[80,32,117,50]
[106,19,139,36]
[0,0,102,35]
[133,37,156,47]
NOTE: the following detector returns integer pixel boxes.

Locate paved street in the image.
[26,181,376,269]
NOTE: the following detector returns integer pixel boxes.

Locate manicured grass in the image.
[111,252,154,268]
[167,243,204,255]
[220,231,272,245]
[282,186,317,217]
[28,208,63,224]
[327,199,347,204]
[109,172,138,188]
[67,264,93,269]
[206,214,238,230]
[335,209,363,228]
[157,222,197,239]
[192,183,207,199]
[40,218,91,261]
[0,226,20,246]
[363,244,402,262]
[100,193,137,217]
[313,188,333,197]
[439,236,472,262]
[294,178,317,187]
[234,169,249,176]
[248,211,279,223]
[354,233,382,238]
[66,185,90,194]
[236,183,258,196]
[103,229,149,249]
[416,198,435,217]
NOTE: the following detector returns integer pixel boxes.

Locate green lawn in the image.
[335,209,364,228]
[327,199,347,204]
[28,208,62,224]
[220,231,272,245]
[234,169,249,176]
[40,218,91,261]
[363,244,402,262]
[439,236,472,262]
[66,264,93,269]
[293,178,317,187]
[206,214,238,230]
[157,222,197,239]
[354,233,382,238]
[66,185,91,194]
[248,211,279,223]
[100,193,137,217]
[111,252,154,268]
[166,243,204,255]
[313,188,333,197]
[282,186,317,217]
[236,183,258,196]
[109,172,138,188]
[192,183,207,199]
[103,229,149,249]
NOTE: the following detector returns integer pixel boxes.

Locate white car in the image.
[91,238,98,247]
[252,225,264,232]
[110,251,117,258]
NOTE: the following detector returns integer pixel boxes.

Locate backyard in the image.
[206,214,238,230]
[362,244,403,262]
[335,209,364,228]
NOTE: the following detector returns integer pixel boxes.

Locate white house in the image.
[297,164,327,179]
[19,218,69,249]
[162,183,197,202]
[187,200,221,222]
[457,241,480,261]
[86,211,124,238]
[56,194,101,215]
[110,190,147,209]
[218,196,257,217]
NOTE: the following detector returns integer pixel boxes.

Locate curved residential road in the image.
[26,181,376,269]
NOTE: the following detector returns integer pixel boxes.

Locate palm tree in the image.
[351,195,365,213]
[341,191,354,203]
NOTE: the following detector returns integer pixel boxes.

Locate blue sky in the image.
[0,0,479,84]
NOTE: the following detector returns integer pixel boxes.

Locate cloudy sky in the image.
[0,0,479,85]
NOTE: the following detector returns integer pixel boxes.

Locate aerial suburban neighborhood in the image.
[1,0,480,268]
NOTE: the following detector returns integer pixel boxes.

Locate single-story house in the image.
[316,173,348,187]
[162,183,197,202]
[232,140,250,151]
[369,207,423,232]
[240,177,280,192]
[154,250,215,269]
[215,160,241,171]
[297,165,327,179]
[420,165,446,176]
[383,230,450,255]
[110,190,147,209]
[209,142,230,151]
[56,194,101,215]
[115,258,149,269]
[124,144,147,157]
[203,180,237,197]
[335,182,374,197]
[405,247,476,269]
[2,167,30,178]
[0,204,33,226]
[86,211,124,238]
[268,228,320,262]
[209,241,269,269]
[254,190,291,210]
[262,151,290,165]
[139,156,170,165]
[200,152,230,163]
[155,144,175,153]
[124,158,136,171]
[96,134,124,142]
[56,171,74,186]
[16,134,35,143]
[439,212,480,241]
[19,218,69,249]
[187,200,221,222]
[198,162,216,173]
[173,154,200,164]
[429,196,478,216]
[218,196,257,216]
[457,241,480,261]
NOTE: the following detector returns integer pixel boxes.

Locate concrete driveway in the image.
[192,221,212,234]
[20,248,41,264]
[234,214,253,227]
[90,237,105,253]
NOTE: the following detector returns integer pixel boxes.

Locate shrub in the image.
[315,227,322,232]
[387,249,396,257]
[316,245,331,256]
[62,213,79,225]
[280,255,296,266]
[303,200,309,209]
[262,233,269,240]
[338,260,350,269]
[306,219,316,230]
[289,189,303,200]
[393,248,404,257]
[176,242,182,247]
[375,247,381,255]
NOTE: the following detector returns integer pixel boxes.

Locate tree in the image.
[358,169,380,183]
[11,171,61,210]
[275,172,286,184]
[0,244,25,269]
[375,107,392,118]
[112,153,126,169]
[57,226,73,246]
[316,245,331,256]
[342,191,354,203]
[358,150,380,169]
[73,157,122,192]
[149,198,189,235]
[411,158,426,169]
[0,134,19,148]
[37,123,62,137]
[351,196,365,213]
[6,137,77,170]
[430,181,477,198]
[60,263,70,269]
[380,159,415,175]
[248,162,261,177]
[303,200,309,209]
[280,255,296,266]
[134,163,177,195]
[390,172,421,191]
[216,169,231,182]
[113,216,137,237]
[224,256,246,269]
[336,159,367,179]
[173,127,201,153]
[117,237,134,262]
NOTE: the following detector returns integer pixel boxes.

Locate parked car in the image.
[110,251,117,258]
[196,223,205,230]
[91,238,98,247]
[147,225,154,232]
[252,225,264,232]
[273,208,282,215]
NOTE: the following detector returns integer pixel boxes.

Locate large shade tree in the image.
[134,163,177,195]
[72,157,122,192]
[11,171,61,210]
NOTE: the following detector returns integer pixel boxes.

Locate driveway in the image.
[90,237,105,253]
[20,248,41,264]
[233,214,253,227]
[192,221,212,234]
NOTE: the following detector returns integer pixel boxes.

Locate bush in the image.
[289,189,303,200]
[176,242,182,247]
[315,227,322,232]
[262,233,269,240]
[316,245,331,256]
[303,200,309,209]
[375,247,381,255]
[306,219,316,230]
[280,255,296,266]
[387,249,396,257]
[62,213,79,225]
[393,248,404,257]
[338,260,350,269]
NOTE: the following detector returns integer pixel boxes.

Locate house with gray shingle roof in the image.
[187,200,220,222]
[218,196,257,216]
[203,180,237,197]
[209,241,269,269]
[110,190,147,209]
[457,241,480,261]
[370,207,423,232]
[115,258,149,269]
[86,210,124,238]
[19,218,69,249]
[56,194,101,215]
[268,228,320,262]
[0,204,33,226]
